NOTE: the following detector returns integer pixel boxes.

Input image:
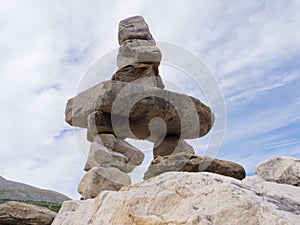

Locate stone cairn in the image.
[65,16,245,200]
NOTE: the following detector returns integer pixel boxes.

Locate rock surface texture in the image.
[144,152,246,180]
[52,170,300,225]
[255,156,300,186]
[0,201,56,225]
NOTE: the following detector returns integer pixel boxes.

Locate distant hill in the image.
[0,176,70,203]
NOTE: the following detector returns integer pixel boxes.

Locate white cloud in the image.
[0,0,299,199]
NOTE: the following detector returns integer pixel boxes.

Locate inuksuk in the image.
[65,16,245,200]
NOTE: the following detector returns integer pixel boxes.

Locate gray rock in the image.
[255,156,300,186]
[111,63,164,88]
[87,111,115,140]
[78,166,131,200]
[0,201,56,225]
[0,176,70,204]
[144,152,246,180]
[153,136,195,157]
[118,15,154,45]
[117,39,161,69]
[65,80,214,140]
[93,133,144,166]
[52,172,300,225]
[84,141,135,173]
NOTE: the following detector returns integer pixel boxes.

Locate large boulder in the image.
[65,80,214,140]
[52,172,300,225]
[118,15,154,45]
[78,166,131,200]
[0,201,56,225]
[144,152,246,180]
[255,156,300,186]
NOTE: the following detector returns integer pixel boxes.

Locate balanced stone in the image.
[78,166,131,200]
[153,136,195,157]
[111,63,164,88]
[65,80,214,140]
[144,152,246,180]
[84,141,135,173]
[117,39,161,69]
[118,15,154,45]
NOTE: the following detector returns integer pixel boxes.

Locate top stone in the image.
[118,16,155,45]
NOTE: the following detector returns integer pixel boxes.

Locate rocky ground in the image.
[52,156,300,225]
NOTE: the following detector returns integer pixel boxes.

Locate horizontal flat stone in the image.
[153,136,195,157]
[84,141,135,173]
[78,166,131,199]
[117,39,161,69]
[111,63,164,88]
[144,152,246,180]
[118,15,154,45]
[65,80,214,140]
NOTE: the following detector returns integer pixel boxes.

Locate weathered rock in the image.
[144,152,246,180]
[78,166,131,200]
[87,111,115,140]
[52,172,300,225]
[94,134,144,166]
[65,80,214,140]
[111,63,164,88]
[84,141,135,173]
[118,15,154,45]
[0,201,56,225]
[153,136,195,157]
[117,39,161,69]
[255,156,300,186]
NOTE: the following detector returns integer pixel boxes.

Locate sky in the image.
[0,0,299,199]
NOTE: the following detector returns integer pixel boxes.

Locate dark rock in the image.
[144,152,246,180]
[118,15,154,45]
[153,136,194,157]
[111,63,164,88]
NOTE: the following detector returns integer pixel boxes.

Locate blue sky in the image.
[0,0,299,199]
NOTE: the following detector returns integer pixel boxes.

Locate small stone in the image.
[87,111,115,140]
[94,133,144,166]
[254,156,300,186]
[111,63,164,88]
[118,15,154,45]
[117,39,161,69]
[153,136,195,157]
[84,141,135,173]
[78,166,131,199]
[144,152,246,180]
[0,201,56,225]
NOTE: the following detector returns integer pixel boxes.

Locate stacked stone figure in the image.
[65,16,245,200]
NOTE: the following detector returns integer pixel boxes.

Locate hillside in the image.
[0,176,70,203]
